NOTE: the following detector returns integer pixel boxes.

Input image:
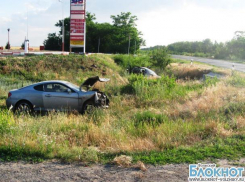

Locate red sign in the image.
[70,19,85,23]
[70,35,84,41]
[70,0,86,47]
[71,10,85,14]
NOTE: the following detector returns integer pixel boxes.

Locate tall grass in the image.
[125,74,175,100]
[227,71,245,87]
[0,77,35,93]
[0,55,245,163]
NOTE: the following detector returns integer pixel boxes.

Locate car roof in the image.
[19,80,71,90]
[35,80,71,85]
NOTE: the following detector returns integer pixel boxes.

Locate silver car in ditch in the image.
[130,67,161,78]
[6,76,110,114]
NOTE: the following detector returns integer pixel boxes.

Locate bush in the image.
[151,48,172,70]
[113,54,151,69]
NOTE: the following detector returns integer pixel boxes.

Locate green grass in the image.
[100,135,245,164]
[1,134,244,164]
[227,72,245,87]
[0,55,123,85]
[0,55,245,164]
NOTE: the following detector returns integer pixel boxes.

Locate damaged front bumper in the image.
[94,92,110,109]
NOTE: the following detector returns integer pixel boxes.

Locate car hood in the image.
[80,76,110,90]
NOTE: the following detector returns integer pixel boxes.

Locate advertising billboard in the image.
[70,0,86,49]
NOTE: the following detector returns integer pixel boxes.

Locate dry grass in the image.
[0,76,242,154]
[0,58,245,162]
[1,46,40,51]
[113,155,132,167]
[135,161,147,171]
[236,116,245,129]
[168,81,245,118]
[169,63,230,80]
[169,63,212,79]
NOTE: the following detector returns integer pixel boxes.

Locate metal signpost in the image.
[7,28,10,50]
[59,0,65,52]
[70,0,86,53]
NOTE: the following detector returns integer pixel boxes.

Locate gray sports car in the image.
[6,76,110,114]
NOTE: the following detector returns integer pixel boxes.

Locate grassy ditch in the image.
[0,55,245,164]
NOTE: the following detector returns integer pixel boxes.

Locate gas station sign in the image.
[70,0,86,49]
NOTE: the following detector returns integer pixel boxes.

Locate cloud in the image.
[0,17,12,24]
[1,0,245,48]
[138,3,245,47]
[0,0,65,47]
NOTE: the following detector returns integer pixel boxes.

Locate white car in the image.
[131,67,160,78]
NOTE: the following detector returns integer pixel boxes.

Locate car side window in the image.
[44,83,74,93]
[44,84,54,92]
[34,84,44,91]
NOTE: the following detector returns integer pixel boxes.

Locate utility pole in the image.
[98,37,100,53]
[128,35,131,55]
[27,7,28,40]
[134,40,136,55]
[7,28,10,50]
[59,0,64,52]
[26,6,29,51]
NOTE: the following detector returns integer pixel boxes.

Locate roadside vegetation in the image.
[144,32,245,62]
[44,12,144,53]
[0,53,245,165]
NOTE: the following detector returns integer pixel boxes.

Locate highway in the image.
[172,55,245,73]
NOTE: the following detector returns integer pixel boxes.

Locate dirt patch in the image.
[0,159,244,182]
[0,161,188,182]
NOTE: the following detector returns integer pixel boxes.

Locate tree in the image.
[5,42,10,49]
[21,38,26,50]
[54,17,70,51]
[43,12,144,53]
[21,42,24,50]
[110,12,144,54]
[202,39,213,54]
[111,12,137,27]
[43,17,70,51]
[43,33,61,51]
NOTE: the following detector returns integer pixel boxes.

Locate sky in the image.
[1,0,245,48]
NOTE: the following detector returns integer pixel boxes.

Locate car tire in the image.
[82,100,95,114]
[14,101,33,115]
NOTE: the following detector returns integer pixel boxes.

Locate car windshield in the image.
[65,82,80,91]
[144,68,158,76]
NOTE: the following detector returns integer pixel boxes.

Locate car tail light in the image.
[8,92,12,98]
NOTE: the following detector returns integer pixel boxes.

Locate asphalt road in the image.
[172,55,245,73]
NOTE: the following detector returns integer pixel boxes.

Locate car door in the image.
[43,83,79,111]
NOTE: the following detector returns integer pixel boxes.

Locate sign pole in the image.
[84,21,86,54]
[62,0,64,52]
[84,0,86,54]
[69,0,71,53]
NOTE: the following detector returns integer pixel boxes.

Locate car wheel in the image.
[14,101,33,115]
[82,100,95,114]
